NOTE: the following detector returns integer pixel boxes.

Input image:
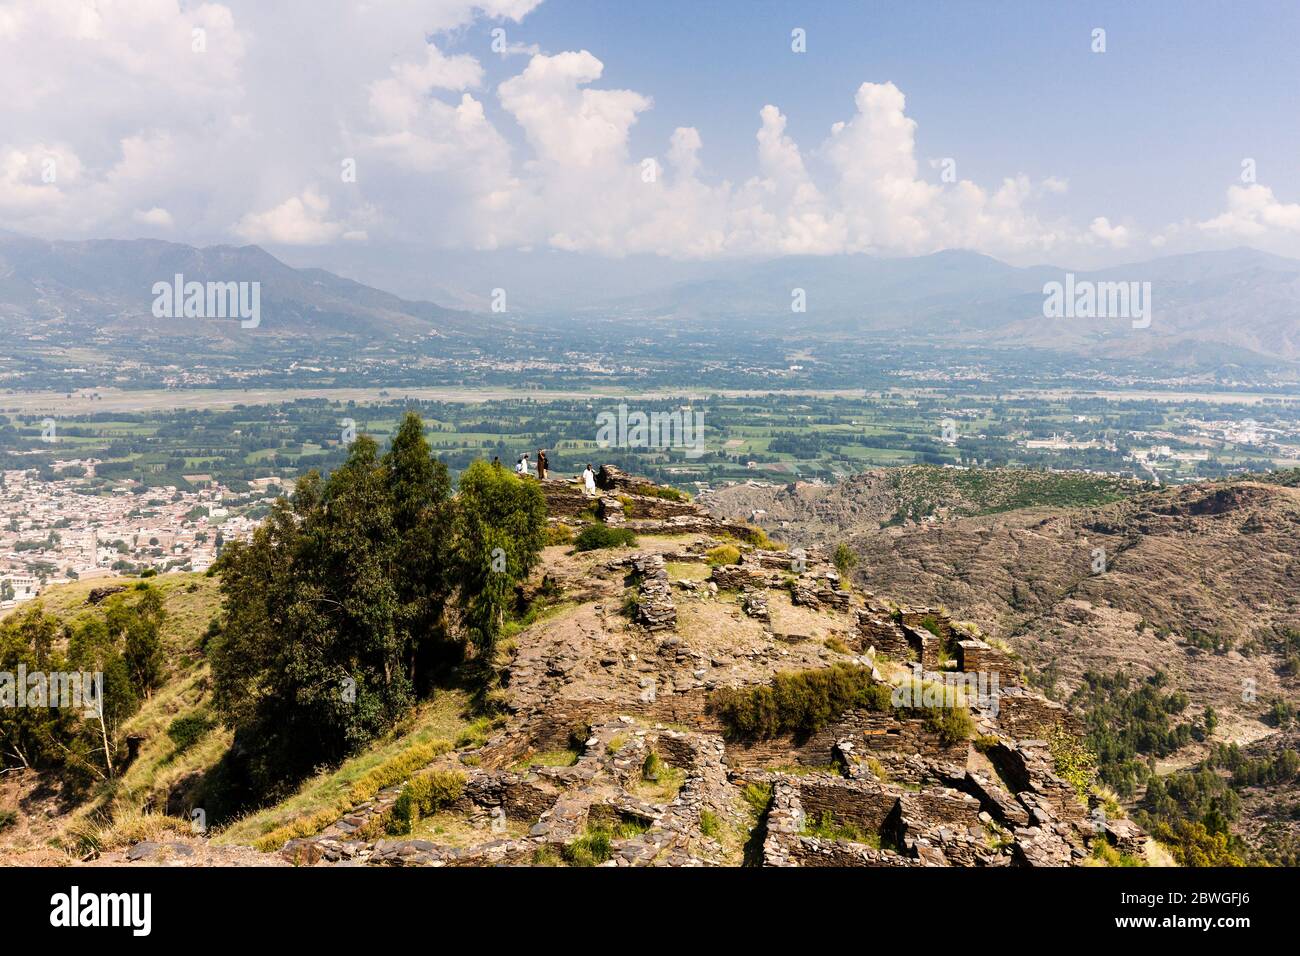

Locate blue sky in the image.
[2,0,1298,279]
[475,0,1300,237]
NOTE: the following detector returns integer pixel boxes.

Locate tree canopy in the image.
[209,412,546,803]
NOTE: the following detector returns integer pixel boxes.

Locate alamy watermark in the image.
[595,403,706,459]
[151,274,261,328]
[891,664,1001,717]
[1043,273,1151,329]
[0,667,103,718]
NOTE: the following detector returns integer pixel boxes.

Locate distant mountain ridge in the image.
[2,235,1298,366]
[601,247,1300,365]
[0,235,475,343]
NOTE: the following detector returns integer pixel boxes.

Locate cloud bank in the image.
[2,0,1297,267]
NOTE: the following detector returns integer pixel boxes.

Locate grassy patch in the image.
[387,769,467,835]
[801,809,880,847]
[708,664,892,740]
[216,691,473,848]
[706,544,741,566]
[666,561,711,582]
[634,764,686,803]
[699,809,721,838]
[1048,725,1099,803]
[563,826,615,866]
[741,782,773,867]
[514,749,580,771]
[70,809,190,857]
[574,524,638,551]
[1089,841,1147,867]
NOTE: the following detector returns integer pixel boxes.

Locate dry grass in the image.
[215,690,474,849]
[69,808,190,857]
[13,574,228,844]
[665,561,711,582]
[409,811,529,847]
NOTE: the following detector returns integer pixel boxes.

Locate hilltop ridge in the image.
[2,466,1138,868]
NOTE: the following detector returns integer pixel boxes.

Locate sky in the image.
[2,0,1300,290]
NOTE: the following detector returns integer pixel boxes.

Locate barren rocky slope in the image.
[708,469,1300,860]
[713,478,1300,710]
[246,469,1145,868]
[702,466,1147,547]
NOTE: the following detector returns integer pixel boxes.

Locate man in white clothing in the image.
[582,464,596,495]
[516,454,530,476]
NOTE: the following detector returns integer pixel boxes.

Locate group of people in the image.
[515,449,549,479]
[509,450,599,495]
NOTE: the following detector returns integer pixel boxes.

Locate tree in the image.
[122,588,166,696]
[452,459,547,662]
[209,415,463,800]
[833,542,858,577]
[385,413,454,693]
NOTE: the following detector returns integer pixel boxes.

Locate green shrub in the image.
[706,544,741,566]
[545,523,574,546]
[707,664,892,740]
[642,749,663,781]
[388,769,466,834]
[574,524,638,551]
[832,543,858,576]
[923,706,975,746]
[699,809,721,838]
[0,809,16,831]
[166,713,213,753]
[1048,726,1099,801]
[563,827,613,866]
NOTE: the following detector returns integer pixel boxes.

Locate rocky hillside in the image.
[1,467,1145,868]
[709,468,1300,862]
[702,465,1148,545]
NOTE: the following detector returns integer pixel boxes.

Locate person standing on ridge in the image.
[582,463,597,496]
[537,449,549,480]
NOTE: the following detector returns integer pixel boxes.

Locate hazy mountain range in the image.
[0,235,473,345]
[2,233,1298,367]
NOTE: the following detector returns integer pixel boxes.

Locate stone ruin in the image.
[264,471,1143,868]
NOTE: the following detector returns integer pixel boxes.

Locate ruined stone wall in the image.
[957,640,1022,686]
[996,689,1080,739]
[899,610,956,641]
[488,689,723,765]
[901,624,941,669]
[651,732,698,768]
[785,838,912,867]
[797,778,901,835]
[711,564,776,591]
[540,480,595,518]
[854,612,916,661]
[621,496,701,520]
[900,790,984,832]
[724,710,968,769]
